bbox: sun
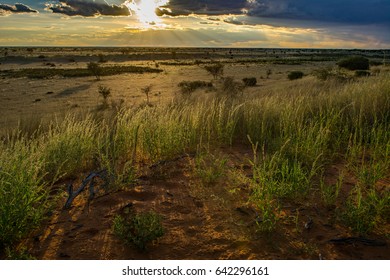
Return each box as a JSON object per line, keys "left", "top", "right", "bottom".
{"left": 124, "top": 0, "right": 170, "bottom": 26}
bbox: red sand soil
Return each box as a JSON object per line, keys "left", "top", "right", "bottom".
{"left": 23, "top": 147, "right": 389, "bottom": 260}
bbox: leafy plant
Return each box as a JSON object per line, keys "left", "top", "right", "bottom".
{"left": 342, "top": 186, "right": 389, "bottom": 234}
{"left": 320, "top": 172, "right": 343, "bottom": 208}
{"left": 113, "top": 211, "right": 164, "bottom": 251}
{"left": 194, "top": 152, "right": 228, "bottom": 186}
{"left": 0, "top": 142, "right": 50, "bottom": 251}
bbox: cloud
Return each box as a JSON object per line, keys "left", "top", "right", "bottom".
{"left": 223, "top": 17, "right": 244, "bottom": 25}
{"left": 246, "top": 0, "right": 390, "bottom": 24}
{"left": 157, "top": 0, "right": 248, "bottom": 16}
{"left": 46, "top": 0, "right": 130, "bottom": 17}
{"left": 0, "top": 3, "right": 38, "bottom": 15}
{"left": 157, "top": 0, "right": 390, "bottom": 25}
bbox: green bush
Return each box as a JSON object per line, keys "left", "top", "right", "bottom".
{"left": 242, "top": 77, "right": 257, "bottom": 87}
{"left": 288, "top": 71, "right": 304, "bottom": 80}
{"left": 113, "top": 211, "right": 164, "bottom": 251}
{"left": 337, "top": 56, "right": 369, "bottom": 70}
{"left": 0, "top": 142, "right": 49, "bottom": 251}
{"left": 342, "top": 187, "right": 389, "bottom": 234}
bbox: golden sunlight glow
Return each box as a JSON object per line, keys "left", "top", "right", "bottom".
{"left": 124, "top": 0, "right": 169, "bottom": 27}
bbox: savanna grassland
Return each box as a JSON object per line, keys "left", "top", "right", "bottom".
{"left": 0, "top": 47, "right": 389, "bottom": 259}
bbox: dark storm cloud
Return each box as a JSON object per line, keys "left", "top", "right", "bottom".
{"left": 159, "top": 0, "right": 390, "bottom": 24}
{"left": 0, "top": 3, "right": 38, "bottom": 14}
{"left": 46, "top": 0, "right": 130, "bottom": 17}
{"left": 246, "top": 0, "right": 390, "bottom": 24}
{"left": 157, "top": 0, "right": 247, "bottom": 16}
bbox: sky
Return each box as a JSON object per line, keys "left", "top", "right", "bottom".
{"left": 0, "top": 0, "right": 389, "bottom": 48}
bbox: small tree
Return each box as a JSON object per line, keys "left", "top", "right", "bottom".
{"left": 141, "top": 85, "right": 153, "bottom": 105}
{"left": 88, "top": 62, "right": 102, "bottom": 80}
{"left": 98, "top": 85, "right": 111, "bottom": 108}
{"left": 204, "top": 63, "right": 224, "bottom": 79}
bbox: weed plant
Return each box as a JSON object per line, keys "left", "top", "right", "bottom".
{"left": 113, "top": 211, "right": 164, "bottom": 251}
{"left": 194, "top": 149, "right": 228, "bottom": 186}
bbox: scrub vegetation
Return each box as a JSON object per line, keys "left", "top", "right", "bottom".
{"left": 0, "top": 49, "right": 389, "bottom": 259}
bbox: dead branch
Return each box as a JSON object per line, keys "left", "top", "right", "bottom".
{"left": 64, "top": 169, "right": 107, "bottom": 209}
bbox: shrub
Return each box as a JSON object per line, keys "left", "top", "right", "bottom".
{"left": 355, "top": 70, "right": 371, "bottom": 77}
{"left": 312, "top": 67, "right": 349, "bottom": 82}
{"left": 220, "top": 76, "right": 244, "bottom": 97}
{"left": 98, "top": 54, "right": 107, "bottom": 63}
{"left": 98, "top": 85, "right": 111, "bottom": 107}
{"left": 113, "top": 211, "right": 164, "bottom": 251}
{"left": 178, "top": 80, "right": 213, "bottom": 95}
{"left": 266, "top": 69, "right": 272, "bottom": 79}
{"left": 337, "top": 56, "right": 369, "bottom": 70}
{"left": 242, "top": 77, "right": 257, "bottom": 87}
{"left": 87, "top": 62, "right": 102, "bottom": 80}
{"left": 288, "top": 71, "right": 304, "bottom": 80}
{"left": 204, "top": 63, "right": 224, "bottom": 79}
{"left": 342, "top": 187, "right": 389, "bottom": 234}
{"left": 141, "top": 85, "right": 153, "bottom": 105}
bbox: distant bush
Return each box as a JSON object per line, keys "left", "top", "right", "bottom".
{"left": 87, "top": 62, "right": 102, "bottom": 80}
{"left": 98, "top": 54, "right": 107, "bottom": 63}
{"left": 242, "top": 77, "right": 257, "bottom": 87}
{"left": 204, "top": 63, "right": 224, "bottom": 79}
{"left": 220, "top": 76, "right": 244, "bottom": 97}
{"left": 98, "top": 85, "right": 111, "bottom": 107}
{"left": 178, "top": 80, "right": 213, "bottom": 95}
{"left": 288, "top": 71, "right": 304, "bottom": 80}
{"left": 337, "top": 56, "right": 369, "bottom": 70}
{"left": 355, "top": 70, "right": 371, "bottom": 77}
{"left": 312, "top": 67, "right": 349, "bottom": 82}
{"left": 266, "top": 69, "right": 272, "bottom": 79}
{"left": 141, "top": 85, "right": 153, "bottom": 105}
